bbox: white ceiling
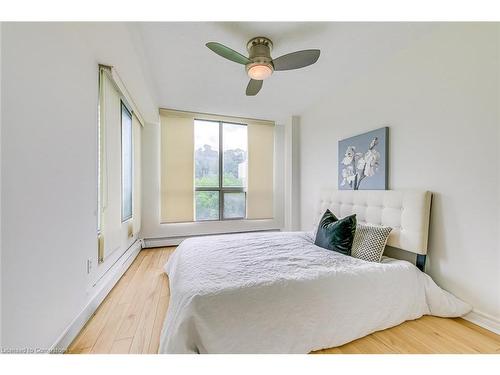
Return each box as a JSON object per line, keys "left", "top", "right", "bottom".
{"left": 132, "top": 22, "right": 439, "bottom": 123}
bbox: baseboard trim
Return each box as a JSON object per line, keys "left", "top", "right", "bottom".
{"left": 51, "top": 239, "right": 144, "bottom": 353}
{"left": 144, "top": 236, "right": 185, "bottom": 248}
{"left": 463, "top": 309, "right": 500, "bottom": 335}
{"left": 143, "top": 229, "right": 280, "bottom": 248}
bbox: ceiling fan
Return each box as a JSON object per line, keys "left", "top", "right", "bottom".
{"left": 206, "top": 37, "right": 320, "bottom": 96}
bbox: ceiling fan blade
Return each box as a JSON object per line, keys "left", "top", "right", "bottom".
{"left": 206, "top": 42, "right": 251, "bottom": 65}
{"left": 246, "top": 79, "right": 263, "bottom": 96}
{"left": 272, "top": 49, "right": 320, "bottom": 71}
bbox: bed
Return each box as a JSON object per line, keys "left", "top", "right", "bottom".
{"left": 158, "top": 190, "right": 471, "bottom": 354}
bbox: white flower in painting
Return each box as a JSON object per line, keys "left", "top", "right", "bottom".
{"left": 341, "top": 166, "right": 356, "bottom": 186}
{"left": 340, "top": 134, "right": 384, "bottom": 190}
{"left": 356, "top": 156, "right": 366, "bottom": 170}
{"left": 341, "top": 146, "right": 356, "bottom": 165}
{"left": 363, "top": 149, "right": 380, "bottom": 177}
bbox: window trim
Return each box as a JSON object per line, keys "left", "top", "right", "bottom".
{"left": 194, "top": 119, "right": 247, "bottom": 221}
{"left": 121, "top": 100, "right": 133, "bottom": 223}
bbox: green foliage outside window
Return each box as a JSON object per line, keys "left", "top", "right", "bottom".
{"left": 195, "top": 174, "right": 243, "bottom": 187}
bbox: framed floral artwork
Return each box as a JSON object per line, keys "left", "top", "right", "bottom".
{"left": 338, "top": 127, "right": 389, "bottom": 190}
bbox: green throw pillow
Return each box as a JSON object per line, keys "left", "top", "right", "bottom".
{"left": 314, "top": 210, "right": 357, "bottom": 255}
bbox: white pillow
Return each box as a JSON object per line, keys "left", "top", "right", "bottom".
{"left": 351, "top": 223, "right": 392, "bottom": 262}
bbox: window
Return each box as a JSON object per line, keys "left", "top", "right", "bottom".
{"left": 160, "top": 109, "right": 274, "bottom": 223}
{"left": 194, "top": 120, "right": 248, "bottom": 221}
{"left": 121, "top": 102, "right": 133, "bottom": 221}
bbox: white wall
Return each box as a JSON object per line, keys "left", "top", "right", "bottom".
{"left": 141, "top": 121, "right": 285, "bottom": 243}
{"left": 299, "top": 23, "right": 500, "bottom": 322}
{"left": 1, "top": 23, "right": 157, "bottom": 350}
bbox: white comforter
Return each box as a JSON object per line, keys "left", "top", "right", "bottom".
{"left": 159, "top": 231, "right": 471, "bottom": 353}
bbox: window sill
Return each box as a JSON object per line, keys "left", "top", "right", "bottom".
{"left": 144, "top": 217, "right": 282, "bottom": 241}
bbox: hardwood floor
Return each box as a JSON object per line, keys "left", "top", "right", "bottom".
{"left": 67, "top": 247, "right": 500, "bottom": 354}
{"left": 67, "top": 247, "right": 173, "bottom": 354}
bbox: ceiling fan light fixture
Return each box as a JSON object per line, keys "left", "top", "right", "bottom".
{"left": 247, "top": 64, "right": 273, "bottom": 80}
{"left": 206, "top": 37, "right": 320, "bottom": 96}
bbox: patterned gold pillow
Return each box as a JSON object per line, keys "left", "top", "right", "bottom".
{"left": 351, "top": 224, "right": 392, "bottom": 262}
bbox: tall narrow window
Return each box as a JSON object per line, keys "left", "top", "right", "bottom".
{"left": 222, "top": 123, "right": 247, "bottom": 219}
{"left": 121, "top": 102, "right": 133, "bottom": 221}
{"left": 194, "top": 120, "right": 248, "bottom": 221}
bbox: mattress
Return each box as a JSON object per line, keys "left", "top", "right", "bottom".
{"left": 158, "top": 231, "right": 470, "bottom": 353}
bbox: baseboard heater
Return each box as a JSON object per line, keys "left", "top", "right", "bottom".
{"left": 143, "top": 229, "right": 280, "bottom": 248}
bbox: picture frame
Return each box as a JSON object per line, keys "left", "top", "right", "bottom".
{"left": 338, "top": 127, "right": 389, "bottom": 190}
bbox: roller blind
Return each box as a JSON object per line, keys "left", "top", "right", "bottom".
{"left": 100, "top": 70, "right": 123, "bottom": 259}
{"left": 160, "top": 111, "right": 195, "bottom": 223}
{"left": 160, "top": 109, "right": 274, "bottom": 223}
{"left": 247, "top": 122, "right": 274, "bottom": 219}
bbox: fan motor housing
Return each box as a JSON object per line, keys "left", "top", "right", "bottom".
{"left": 247, "top": 37, "right": 273, "bottom": 58}
{"left": 246, "top": 37, "right": 274, "bottom": 75}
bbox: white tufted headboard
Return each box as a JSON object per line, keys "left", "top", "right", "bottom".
{"left": 315, "top": 189, "right": 432, "bottom": 255}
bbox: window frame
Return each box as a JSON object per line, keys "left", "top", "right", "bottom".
{"left": 194, "top": 119, "right": 247, "bottom": 221}
{"left": 121, "top": 100, "right": 133, "bottom": 222}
